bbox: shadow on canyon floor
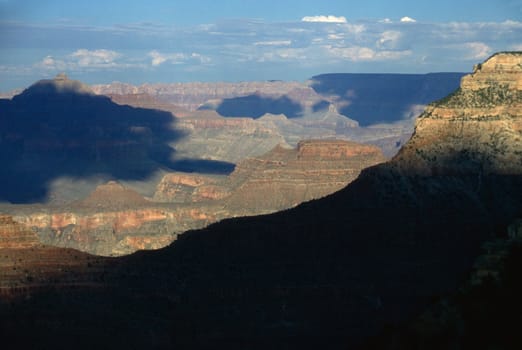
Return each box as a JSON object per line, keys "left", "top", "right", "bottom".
{"left": 0, "top": 80, "right": 234, "bottom": 203}
{"left": 211, "top": 94, "right": 304, "bottom": 119}
{"left": 310, "top": 73, "right": 465, "bottom": 126}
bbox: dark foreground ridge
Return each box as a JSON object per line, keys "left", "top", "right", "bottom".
{"left": 0, "top": 53, "right": 521, "bottom": 349}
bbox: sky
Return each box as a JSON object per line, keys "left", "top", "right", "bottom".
{"left": 1, "top": 0, "right": 522, "bottom": 90}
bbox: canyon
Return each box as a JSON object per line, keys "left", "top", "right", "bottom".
{"left": 0, "top": 138, "right": 384, "bottom": 256}
{"left": 1, "top": 69, "right": 457, "bottom": 256}
{"left": 93, "top": 72, "right": 463, "bottom": 159}
{"left": 1, "top": 53, "right": 520, "bottom": 349}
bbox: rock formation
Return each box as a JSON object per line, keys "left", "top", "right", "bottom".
{"left": 4, "top": 140, "right": 383, "bottom": 256}
{"left": 6, "top": 180, "right": 223, "bottom": 256}
{"left": 77, "top": 180, "right": 152, "bottom": 209}
{"left": 0, "top": 73, "right": 185, "bottom": 203}
{"left": 153, "top": 140, "right": 384, "bottom": 212}
{"left": 0, "top": 214, "right": 108, "bottom": 299}
{"left": 0, "top": 215, "right": 39, "bottom": 249}
{"left": 153, "top": 173, "right": 229, "bottom": 203}
{"left": 393, "top": 52, "right": 522, "bottom": 176}
{"left": 221, "top": 140, "right": 385, "bottom": 213}
{"left": 95, "top": 73, "right": 464, "bottom": 160}
{"left": 92, "top": 80, "right": 308, "bottom": 112}
{"left": 0, "top": 53, "right": 520, "bottom": 349}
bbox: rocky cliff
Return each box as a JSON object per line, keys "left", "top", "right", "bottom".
{"left": 393, "top": 52, "right": 522, "bottom": 176}
{"left": 0, "top": 138, "right": 383, "bottom": 256}
{"left": 0, "top": 215, "right": 39, "bottom": 249}
{"left": 92, "top": 81, "right": 308, "bottom": 112}
{"left": 222, "top": 140, "right": 385, "bottom": 213}
{"left": 153, "top": 140, "right": 385, "bottom": 213}
{"left": 0, "top": 53, "right": 520, "bottom": 350}
{"left": 5, "top": 181, "right": 223, "bottom": 256}
{"left": 0, "top": 214, "right": 108, "bottom": 298}
{"left": 96, "top": 73, "right": 464, "bottom": 160}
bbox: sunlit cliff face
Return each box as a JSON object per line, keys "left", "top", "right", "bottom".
{"left": 393, "top": 52, "right": 522, "bottom": 176}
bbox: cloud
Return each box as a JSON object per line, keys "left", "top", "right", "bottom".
{"left": 190, "top": 53, "right": 212, "bottom": 64}
{"left": 327, "top": 34, "right": 344, "bottom": 40}
{"left": 326, "top": 45, "right": 412, "bottom": 61}
{"left": 3, "top": 17, "right": 522, "bottom": 89}
{"left": 41, "top": 56, "right": 60, "bottom": 68}
{"left": 400, "top": 16, "right": 417, "bottom": 23}
{"left": 302, "top": 15, "right": 348, "bottom": 23}
{"left": 33, "top": 49, "right": 144, "bottom": 73}
{"left": 70, "top": 49, "right": 120, "bottom": 68}
{"left": 377, "top": 31, "right": 402, "bottom": 49}
{"left": 463, "top": 42, "right": 491, "bottom": 60}
{"left": 36, "top": 55, "right": 70, "bottom": 71}
{"left": 148, "top": 50, "right": 211, "bottom": 66}
{"left": 502, "top": 19, "right": 522, "bottom": 28}
{"left": 149, "top": 50, "right": 172, "bottom": 66}
{"left": 254, "top": 40, "right": 292, "bottom": 46}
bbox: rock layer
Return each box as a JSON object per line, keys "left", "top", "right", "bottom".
{"left": 153, "top": 140, "right": 385, "bottom": 214}
{"left": 0, "top": 215, "right": 39, "bottom": 249}
{"left": 394, "top": 52, "right": 522, "bottom": 176}
{"left": 223, "top": 140, "right": 385, "bottom": 213}
{"left": 0, "top": 53, "right": 520, "bottom": 350}
{"left": 0, "top": 139, "right": 385, "bottom": 256}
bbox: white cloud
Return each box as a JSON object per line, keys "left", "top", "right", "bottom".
{"left": 328, "top": 34, "right": 344, "bottom": 40}
{"left": 502, "top": 20, "right": 522, "bottom": 28}
{"left": 149, "top": 50, "right": 169, "bottom": 66}
{"left": 41, "top": 56, "right": 59, "bottom": 68}
{"left": 36, "top": 55, "right": 70, "bottom": 71}
{"left": 400, "top": 16, "right": 417, "bottom": 23}
{"left": 326, "top": 45, "right": 411, "bottom": 61}
{"left": 148, "top": 50, "right": 211, "bottom": 66}
{"left": 70, "top": 49, "right": 120, "bottom": 68}
{"left": 4, "top": 17, "right": 522, "bottom": 88}
{"left": 463, "top": 42, "right": 491, "bottom": 60}
{"left": 256, "top": 48, "right": 309, "bottom": 62}
{"left": 190, "top": 53, "right": 212, "bottom": 64}
{"left": 377, "top": 31, "right": 402, "bottom": 49}
{"left": 32, "top": 49, "right": 145, "bottom": 74}
{"left": 254, "top": 40, "right": 292, "bottom": 46}
{"left": 342, "top": 23, "right": 366, "bottom": 34}
{"left": 302, "top": 15, "right": 348, "bottom": 23}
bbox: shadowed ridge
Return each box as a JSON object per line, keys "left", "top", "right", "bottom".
{"left": 13, "top": 73, "right": 94, "bottom": 99}
{"left": 1, "top": 55, "right": 521, "bottom": 349}
{"left": 0, "top": 75, "right": 234, "bottom": 203}
{"left": 109, "top": 52, "right": 522, "bottom": 347}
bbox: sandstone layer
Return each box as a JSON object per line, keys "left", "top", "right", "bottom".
{"left": 0, "top": 215, "right": 39, "bottom": 249}
{"left": 0, "top": 214, "right": 109, "bottom": 298}
{"left": 153, "top": 140, "right": 385, "bottom": 213}
{"left": 222, "top": 140, "right": 385, "bottom": 213}
{"left": 0, "top": 139, "right": 384, "bottom": 256}
{"left": 96, "top": 73, "right": 463, "bottom": 161}
{"left": 393, "top": 52, "right": 522, "bottom": 176}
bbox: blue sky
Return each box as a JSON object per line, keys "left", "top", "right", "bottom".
{"left": 1, "top": 0, "right": 522, "bottom": 90}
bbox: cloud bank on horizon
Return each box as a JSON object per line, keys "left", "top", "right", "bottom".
{"left": 1, "top": 14, "right": 522, "bottom": 90}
